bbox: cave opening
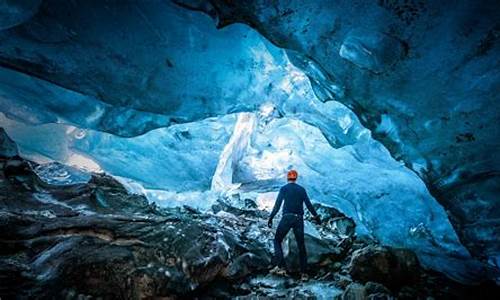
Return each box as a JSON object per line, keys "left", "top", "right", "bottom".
{"left": 0, "top": 34, "right": 474, "bottom": 282}
{"left": 0, "top": 0, "right": 499, "bottom": 298}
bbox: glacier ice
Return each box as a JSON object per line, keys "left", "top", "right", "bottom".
{"left": 0, "top": 113, "right": 235, "bottom": 192}
{"left": 0, "top": 127, "right": 17, "bottom": 157}
{"left": 0, "top": 0, "right": 41, "bottom": 30}
{"left": 0, "top": 0, "right": 498, "bottom": 285}
{"left": 212, "top": 113, "right": 256, "bottom": 192}
{"left": 339, "top": 29, "right": 406, "bottom": 73}
{"left": 2, "top": 102, "right": 480, "bottom": 281}
{"left": 193, "top": 0, "right": 500, "bottom": 277}
{"left": 0, "top": 1, "right": 297, "bottom": 136}
{"left": 33, "top": 162, "right": 90, "bottom": 186}
{"left": 0, "top": 66, "right": 173, "bottom": 137}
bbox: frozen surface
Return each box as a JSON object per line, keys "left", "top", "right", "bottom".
{"left": 0, "top": 127, "right": 17, "bottom": 157}
{"left": 1, "top": 107, "right": 481, "bottom": 281}
{"left": 0, "top": 66, "right": 173, "bottom": 137}
{"left": 249, "top": 275, "right": 342, "bottom": 299}
{"left": 187, "top": 0, "right": 500, "bottom": 278}
{"left": 223, "top": 113, "right": 479, "bottom": 281}
{"left": 34, "top": 162, "right": 90, "bottom": 186}
{"left": 0, "top": 0, "right": 498, "bottom": 284}
{"left": 0, "top": 0, "right": 41, "bottom": 30}
{"left": 0, "top": 1, "right": 295, "bottom": 136}
{"left": 1, "top": 113, "right": 235, "bottom": 191}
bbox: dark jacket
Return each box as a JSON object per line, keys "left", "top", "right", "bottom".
{"left": 269, "top": 182, "right": 318, "bottom": 220}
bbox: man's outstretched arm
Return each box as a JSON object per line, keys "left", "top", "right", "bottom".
{"left": 304, "top": 190, "right": 320, "bottom": 223}
{"left": 268, "top": 188, "right": 284, "bottom": 227}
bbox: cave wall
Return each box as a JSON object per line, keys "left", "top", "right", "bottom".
{"left": 178, "top": 0, "right": 500, "bottom": 273}
{"left": 0, "top": 0, "right": 499, "bottom": 282}
{"left": 0, "top": 0, "right": 291, "bottom": 136}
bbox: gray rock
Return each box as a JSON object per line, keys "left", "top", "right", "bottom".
{"left": 334, "top": 273, "right": 353, "bottom": 289}
{"left": 349, "top": 245, "right": 420, "bottom": 288}
{"left": 364, "top": 282, "right": 391, "bottom": 295}
{"left": 340, "top": 283, "right": 366, "bottom": 300}
{"left": 339, "top": 282, "right": 393, "bottom": 300}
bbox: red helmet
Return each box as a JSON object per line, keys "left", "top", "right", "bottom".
{"left": 287, "top": 170, "right": 298, "bottom": 181}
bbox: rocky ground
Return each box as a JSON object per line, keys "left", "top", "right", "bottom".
{"left": 1, "top": 132, "right": 499, "bottom": 299}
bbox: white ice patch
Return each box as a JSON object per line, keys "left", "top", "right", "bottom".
{"left": 256, "top": 192, "right": 278, "bottom": 211}
{"left": 34, "top": 162, "right": 91, "bottom": 186}
{"left": 211, "top": 113, "right": 256, "bottom": 192}
{"left": 376, "top": 114, "right": 401, "bottom": 143}
{"left": 145, "top": 189, "right": 218, "bottom": 211}
{"left": 66, "top": 153, "right": 102, "bottom": 173}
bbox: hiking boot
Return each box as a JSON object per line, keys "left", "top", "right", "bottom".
{"left": 269, "top": 266, "right": 287, "bottom": 276}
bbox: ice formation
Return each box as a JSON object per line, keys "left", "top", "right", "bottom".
{"left": 0, "top": 0, "right": 498, "bottom": 288}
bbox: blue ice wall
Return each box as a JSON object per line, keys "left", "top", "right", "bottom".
{"left": 0, "top": 1, "right": 291, "bottom": 136}
{"left": 0, "top": 0, "right": 498, "bottom": 284}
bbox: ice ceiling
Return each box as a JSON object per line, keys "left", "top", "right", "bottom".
{"left": 0, "top": 0, "right": 498, "bottom": 284}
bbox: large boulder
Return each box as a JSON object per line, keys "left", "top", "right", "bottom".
{"left": 338, "top": 282, "right": 392, "bottom": 300}
{"left": 312, "top": 203, "right": 356, "bottom": 239}
{"left": 336, "top": 282, "right": 394, "bottom": 300}
{"left": 349, "top": 245, "right": 420, "bottom": 289}
{"left": 286, "top": 232, "right": 344, "bottom": 271}
{"left": 0, "top": 199, "right": 275, "bottom": 299}
{"left": 284, "top": 203, "right": 356, "bottom": 271}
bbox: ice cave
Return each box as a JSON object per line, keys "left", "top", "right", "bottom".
{"left": 0, "top": 0, "right": 499, "bottom": 299}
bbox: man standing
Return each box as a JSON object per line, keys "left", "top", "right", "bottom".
{"left": 268, "top": 169, "right": 321, "bottom": 279}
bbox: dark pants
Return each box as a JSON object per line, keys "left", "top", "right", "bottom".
{"left": 273, "top": 213, "right": 307, "bottom": 273}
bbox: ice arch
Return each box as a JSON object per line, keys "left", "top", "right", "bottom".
{"left": 1, "top": 101, "right": 481, "bottom": 282}
{"left": 0, "top": 0, "right": 493, "bottom": 284}
{"left": 205, "top": 109, "right": 481, "bottom": 282}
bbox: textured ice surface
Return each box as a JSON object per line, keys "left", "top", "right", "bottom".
{"left": 0, "top": 0, "right": 497, "bottom": 283}
{"left": 212, "top": 113, "right": 256, "bottom": 192}
{"left": 0, "top": 1, "right": 296, "bottom": 136}
{"left": 189, "top": 0, "right": 500, "bottom": 278}
{"left": 0, "top": 0, "right": 41, "bottom": 30}
{"left": 0, "top": 66, "right": 173, "bottom": 137}
{"left": 34, "top": 162, "right": 90, "bottom": 186}
{"left": 1, "top": 113, "right": 235, "bottom": 191}
{"left": 339, "top": 29, "right": 406, "bottom": 73}
{"left": 220, "top": 113, "right": 478, "bottom": 281}
{"left": 0, "top": 127, "right": 17, "bottom": 157}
